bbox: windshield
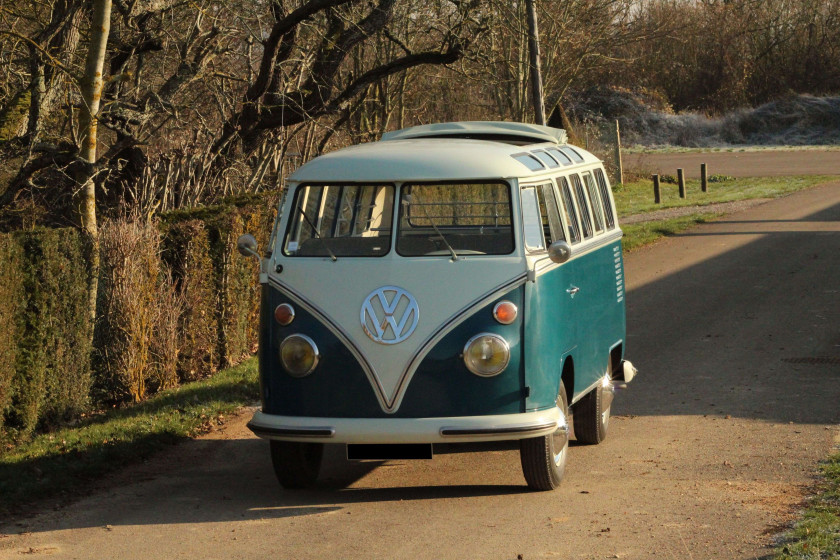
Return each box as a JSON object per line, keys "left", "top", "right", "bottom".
{"left": 283, "top": 184, "right": 394, "bottom": 257}
{"left": 396, "top": 182, "right": 514, "bottom": 257}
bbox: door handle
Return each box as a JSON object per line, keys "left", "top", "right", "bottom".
{"left": 566, "top": 286, "right": 580, "bottom": 296}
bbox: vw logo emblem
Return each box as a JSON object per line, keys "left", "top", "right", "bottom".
{"left": 361, "top": 286, "right": 419, "bottom": 345}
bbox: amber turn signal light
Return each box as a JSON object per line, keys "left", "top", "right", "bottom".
{"left": 274, "top": 303, "right": 296, "bottom": 326}
{"left": 493, "top": 301, "right": 518, "bottom": 325}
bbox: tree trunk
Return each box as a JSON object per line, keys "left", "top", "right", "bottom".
{"left": 76, "top": 0, "right": 113, "bottom": 321}
{"left": 525, "top": 0, "right": 545, "bottom": 126}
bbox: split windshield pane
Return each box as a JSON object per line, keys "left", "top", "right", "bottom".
{"left": 397, "top": 182, "right": 514, "bottom": 256}
{"left": 283, "top": 184, "right": 394, "bottom": 257}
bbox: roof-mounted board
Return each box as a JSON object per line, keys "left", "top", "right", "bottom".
{"left": 381, "top": 121, "right": 568, "bottom": 145}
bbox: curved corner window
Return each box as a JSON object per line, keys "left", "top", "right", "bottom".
{"left": 397, "top": 182, "right": 513, "bottom": 257}
{"left": 283, "top": 183, "right": 394, "bottom": 257}
{"left": 521, "top": 186, "right": 545, "bottom": 252}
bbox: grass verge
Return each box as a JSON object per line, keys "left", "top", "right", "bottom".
{"left": 0, "top": 359, "right": 258, "bottom": 518}
{"left": 774, "top": 448, "right": 840, "bottom": 559}
{"left": 614, "top": 175, "right": 837, "bottom": 217}
{"left": 621, "top": 213, "right": 721, "bottom": 252}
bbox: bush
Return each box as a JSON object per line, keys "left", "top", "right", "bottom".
{"left": 94, "top": 221, "right": 161, "bottom": 403}
{"left": 4, "top": 229, "right": 91, "bottom": 438}
{"left": 149, "top": 272, "right": 183, "bottom": 392}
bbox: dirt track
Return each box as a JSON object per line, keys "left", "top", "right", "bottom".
{"left": 626, "top": 149, "right": 840, "bottom": 177}
{"left": 1, "top": 182, "right": 839, "bottom": 560}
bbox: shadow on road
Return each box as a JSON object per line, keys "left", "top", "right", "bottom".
{"left": 619, "top": 192, "right": 840, "bottom": 424}
{"left": 3, "top": 438, "right": 532, "bottom": 534}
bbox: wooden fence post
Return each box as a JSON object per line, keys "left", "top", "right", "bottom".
{"left": 678, "top": 168, "right": 686, "bottom": 199}
{"left": 653, "top": 174, "right": 661, "bottom": 204}
{"left": 701, "top": 163, "right": 708, "bottom": 193}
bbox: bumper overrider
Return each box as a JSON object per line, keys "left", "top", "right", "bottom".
{"left": 247, "top": 408, "right": 564, "bottom": 444}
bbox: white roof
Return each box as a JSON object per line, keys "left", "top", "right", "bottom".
{"left": 289, "top": 123, "right": 600, "bottom": 183}
{"left": 381, "top": 121, "right": 568, "bottom": 144}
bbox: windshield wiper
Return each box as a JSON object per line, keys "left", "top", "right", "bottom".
{"left": 403, "top": 194, "right": 458, "bottom": 262}
{"left": 298, "top": 208, "right": 337, "bottom": 262}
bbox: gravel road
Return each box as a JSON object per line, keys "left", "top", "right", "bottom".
{"left": 1, "top": 182, "right": 839, "bottom": 560}
{"left": 625, "top": 150, "right": 840, "bottom": 178}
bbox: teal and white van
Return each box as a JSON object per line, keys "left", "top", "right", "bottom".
{"left": 238, "top": 121, "right": 636, "bottom": 491}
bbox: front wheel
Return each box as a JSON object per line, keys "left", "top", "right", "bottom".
{"left": 520, "top": 384, "right": 570, "bottom": 491}
{"left": 269, "top": 441, "right": 323, "bottom": 489}
{"left": 572, "top": 374, "right": 614, "bottom": 445}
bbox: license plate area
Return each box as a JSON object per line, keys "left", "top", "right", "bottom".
{"left": 346, "top": 443, "right": 433, "bottom": 460}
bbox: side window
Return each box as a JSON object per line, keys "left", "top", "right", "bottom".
{"left": 520, "top": 186, "right": 546, "bottom": 252}
{"left": 557, "top": 177, "right": 581, "bottom": 244}
{"left": 570, "top": 174, "right": 593, "bottom": 239}
{"left": 536, "top": 183, "right": 565, "bottom": 244}
{"left": 582, "top": 171, "right": 606, "bottom": 234}
{"left": 594, "top": 168, "right": 616, "bottom": 230}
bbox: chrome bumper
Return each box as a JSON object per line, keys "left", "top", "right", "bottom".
{"left": 247, "top": 408, "right": 564, "bottom": 444}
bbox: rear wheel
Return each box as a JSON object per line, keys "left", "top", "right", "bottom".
{"left": 572, "top": 374, "right": 613, "bottom": 445}
{"left": 520, "top": 384, "right": 570, "bottom": 491}
{"left": 270, "top": 441, "right": 323, "bottom": 489}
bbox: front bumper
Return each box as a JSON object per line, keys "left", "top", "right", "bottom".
{"left": 247, "top": 408, "right": 563, "bottom": 444}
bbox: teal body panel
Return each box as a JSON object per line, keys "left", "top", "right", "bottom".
{"left": 259, "top": 284, "right": 525, "bottom": 418}
{"left": 523, "top": 239, "right": 626, "bottom": 410}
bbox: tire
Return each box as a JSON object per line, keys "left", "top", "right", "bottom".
{"left": 520, "top": 384, "right": 570, "bottom": 491}
{"left": 269, "top": 441, "right": 324, "bottom": 489}
{"left": 572, "top": 374, "right": 613, "bottom": 445}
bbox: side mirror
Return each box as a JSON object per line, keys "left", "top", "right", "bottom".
{"left": 548, "top": 240, "right": 572, "bottom": 264}
{"left": 237, "top": 234, "right": 260, "bottom": 260}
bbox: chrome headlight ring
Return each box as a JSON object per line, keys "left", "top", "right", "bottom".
{"left": 463, "top": 333, "right": 511, "bottom": 377}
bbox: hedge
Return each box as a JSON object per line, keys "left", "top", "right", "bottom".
{"left": 0, "top": 234, "right": 23, "bottom": 432}
{"left": 0, "top": 190, "right": 279, "bottom": 444}
{"left": 162, "top": 193, "right": 277, "bottom": 368}
{"left": 1, "top": 229, "right": 91, "bottom": 439}
{"left": 160, "top": 220, "right": 217, "bottom": 381}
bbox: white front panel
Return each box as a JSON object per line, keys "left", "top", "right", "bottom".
{"left": 271, "top": 255, "right": 525, "bottom": 412}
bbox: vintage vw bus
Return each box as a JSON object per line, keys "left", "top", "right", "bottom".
{"left": 238, "top": 121, "right": 636, "bottom": 491}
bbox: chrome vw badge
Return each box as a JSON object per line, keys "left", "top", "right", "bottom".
{"left": 361, "top": 286, "right": 419, "bottom": 345}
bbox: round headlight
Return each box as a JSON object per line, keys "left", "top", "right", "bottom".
{"left": 279, "top": 334, "right": 319, "bottom": 377}
{"left": 463, "top": 333, "right": 510, "bottom": 377}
